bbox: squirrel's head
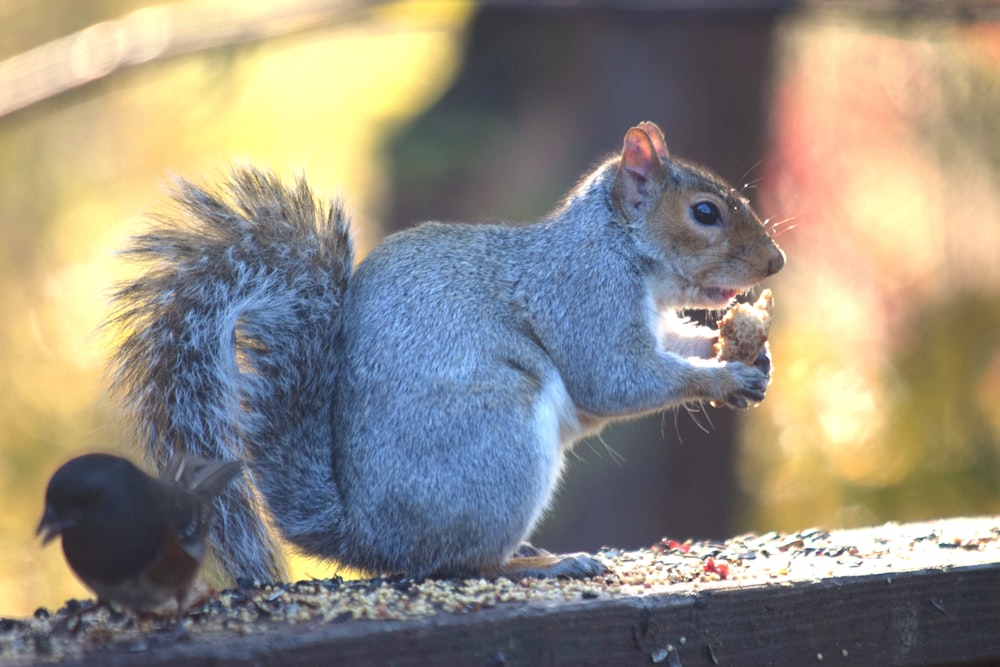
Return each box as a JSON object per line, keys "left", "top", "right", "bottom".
{"left": 612, "top": 121, "right": 785, "bottom": 309}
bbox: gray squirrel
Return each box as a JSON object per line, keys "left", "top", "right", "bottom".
{"left": 108, "top": 121, "right": 784, "bottom": 584}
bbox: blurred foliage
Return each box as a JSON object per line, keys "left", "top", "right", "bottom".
{"left": 0, "top": 0, "right": 471, "bottom": 617}
{"left": 876, "top": 294, "right": 1000, "bottom": 516}
{"left": 742, "top": 15, "right": 1000, "bottom": 531}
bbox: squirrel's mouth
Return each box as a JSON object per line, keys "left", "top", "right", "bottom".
{"left": 703, "top": 286, "right": 742, "bottom": 306}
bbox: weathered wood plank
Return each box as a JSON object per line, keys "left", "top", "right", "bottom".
{"left": 6, "top": 516, "right": 999, "bottom": 666}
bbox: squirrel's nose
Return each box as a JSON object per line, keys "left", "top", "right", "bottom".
{"left": 766, "top": 247, "right": 785, "bottom": 277}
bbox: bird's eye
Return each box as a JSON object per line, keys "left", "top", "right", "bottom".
{"left": 691, "top": 201, "right": 722, "bottom": 226}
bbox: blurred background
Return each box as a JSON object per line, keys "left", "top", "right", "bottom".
{"left": 1, "top": 0, "right": 997, "bottom": 618}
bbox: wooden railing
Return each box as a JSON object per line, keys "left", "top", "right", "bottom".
{"left": 5, "top": 515, "right": 998, "bottom": 666}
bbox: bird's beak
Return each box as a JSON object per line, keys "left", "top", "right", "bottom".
{"left": 36, "top": 507, "right": 70, "bottom": 546}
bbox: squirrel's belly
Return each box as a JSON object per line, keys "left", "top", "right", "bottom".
{"left": 527, "top": 374, "right": 581, "bottom": 526}
{"left": 535, "top": 372, "right": 606, "bottom": 449}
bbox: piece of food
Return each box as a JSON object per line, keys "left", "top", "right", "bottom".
{"left": 713, "top": 289, "right": 774, "bottom": 365}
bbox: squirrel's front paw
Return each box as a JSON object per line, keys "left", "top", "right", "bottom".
{"left": 753, "top": 341, "right": 773, "bottom": 380}
{"left": 715, "top": 361, "right": 768, "bottom": 409}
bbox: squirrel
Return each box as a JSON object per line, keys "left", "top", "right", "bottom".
{"left": 107, "top": 121, "right": 785, "bottom": 585}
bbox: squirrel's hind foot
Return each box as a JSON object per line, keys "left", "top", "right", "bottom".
{"left": 495, "top": 552, "right": 608, "bottom": 579}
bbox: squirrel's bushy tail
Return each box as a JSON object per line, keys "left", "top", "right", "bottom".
{"left": 108, "top": 167, "right": 354, "bottom": 584}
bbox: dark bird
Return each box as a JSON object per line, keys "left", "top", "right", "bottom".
{"left": 37, "top": 453, "right": 242, "bottom": 632}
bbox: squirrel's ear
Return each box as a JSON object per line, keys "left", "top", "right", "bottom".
{"left": 615, "top": 126, "right": 668, "bottom": 219}
{"left": 635, "top": 121, "right": 669, "bottom": 161}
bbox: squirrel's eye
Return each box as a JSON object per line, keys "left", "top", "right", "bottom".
{"left": 691, "top": 201, "right": 722, "bottom": 226}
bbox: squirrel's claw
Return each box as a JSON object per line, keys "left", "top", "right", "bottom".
{"left": 753, "top": 342, "right": 772, "bottom": 377}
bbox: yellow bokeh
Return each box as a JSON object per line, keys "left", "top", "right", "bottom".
{"left": 0, "top": 0, "right": 472, "bottom": 617}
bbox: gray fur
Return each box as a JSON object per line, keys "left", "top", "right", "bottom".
{"left": 107, "top": 123, "right": 783, "bottom": 583}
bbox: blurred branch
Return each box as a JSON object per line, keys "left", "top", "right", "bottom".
{"left": 1, "top": 0, "right": 996, "bottom": 122}
{"left": 804, "top": 0, "right": 1000, "bottom": 20}
{"left": 0, "top": 0, "right": 385, "bottom": 120}
{"left": 465, "top": 0, "right": 999, "bottom": 18}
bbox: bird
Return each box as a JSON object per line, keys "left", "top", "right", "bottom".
{"left": 37, "top": 452, "right": 242, "bottom": 633}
